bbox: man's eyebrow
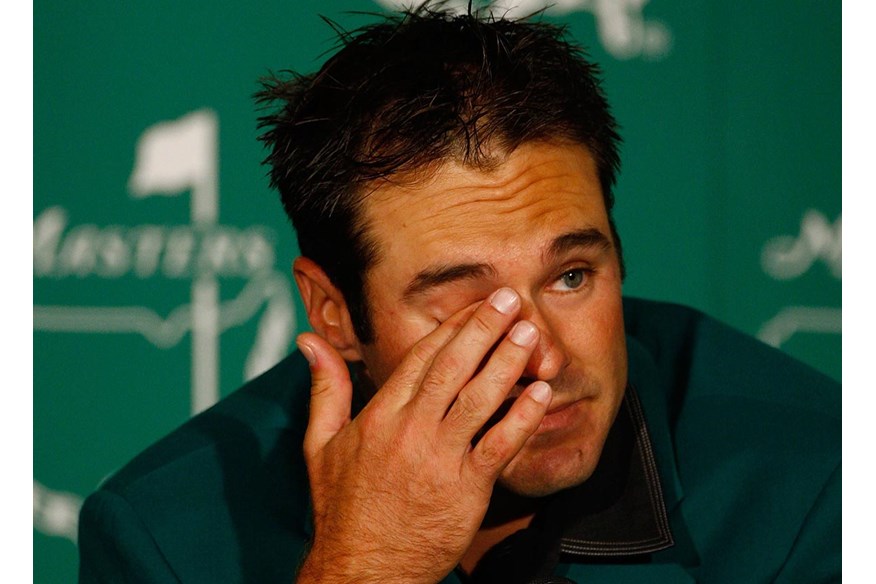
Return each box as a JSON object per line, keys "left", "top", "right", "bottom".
{"left": 403, "top": 262, "right": 496, "bottom": 301}
{"left": 545, "top": 228, "right": 613, "bottom": 261}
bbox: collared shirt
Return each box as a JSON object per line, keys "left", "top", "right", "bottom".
{"left": 452, "top": 387, "right": 674, "bottom": 584}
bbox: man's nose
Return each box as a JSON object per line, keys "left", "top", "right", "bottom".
{"left": 518, "top": 302, "right": 569, "bottom": 382}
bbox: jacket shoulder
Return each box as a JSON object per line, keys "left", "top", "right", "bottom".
{"left": 102, "top": 351, "right": 312, "bottom": 493}
{"left": 623, "top": 296, "right": 839, "bottom": 418}
{"left": 78, "top": 352, "right": 314, "bottom": 583}
{"left": 623, "top": 297, "right": 840, "bottom": 581}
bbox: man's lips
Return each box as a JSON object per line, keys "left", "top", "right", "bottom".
{"left": 535, "top": 398, "right": 586, "bottom": 434}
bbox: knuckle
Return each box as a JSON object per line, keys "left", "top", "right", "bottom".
{"left": 409, "top": 339, "right": 438, "bottom": 367}
{"left": 474, "top": 434, "right": 510, "bottom": 472}
{"left": 446, "top": 390, "right": 482, "bottom": 426}
{"left": 469, "top": 311, "right": 496, "bottom": 337}
{"left": 421, "top": 354, "right": 463, "bottom": 394}
{"left": 355, "top": 406, "right": 383, "bottom": 436}
{"left": 418, "top": 374, "right": 448, "bottom": 399}
{"left": 506, "top": 406, "right": 536, "bottom": 433}
{"left": 482, "top": 361, "right": 516, "bottom": 389}
{"left": 309, "top": 381, "right": 332, "bottom": 399}
{"left": 395, "top": 416, "right": 425, "bottom": 450}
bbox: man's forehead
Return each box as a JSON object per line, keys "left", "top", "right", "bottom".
{"left": 357, "top": 141, "right": 611, "bottom": 291}
{"left": 361, "top": 141, "right": 601, "bottom": 221}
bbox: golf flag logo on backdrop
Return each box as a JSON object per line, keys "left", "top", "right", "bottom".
{"left": 129, "top": 110, "right": 223, "bottom": 413}
{"left": 35, "top": 109, "right": 296, "bottom": 413}
{"left": 33, "top": 110, "right": 297, "bottom": 541}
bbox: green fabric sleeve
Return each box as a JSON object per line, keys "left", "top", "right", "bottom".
{"left": 78, "top": 490, "right": 181, "bottom": 584}
{"left": 773, "top": 462, "right": 841, "bottom": 584}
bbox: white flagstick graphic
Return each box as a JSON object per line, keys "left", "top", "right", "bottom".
{"left": 129, "top": 109, "right": 220, "bottom": 414}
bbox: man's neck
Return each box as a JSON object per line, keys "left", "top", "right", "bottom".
{"left": 459, "top": 487, "right": 545, "bottom": 575}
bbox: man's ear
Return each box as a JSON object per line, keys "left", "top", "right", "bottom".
{"left": 293, "top": 256, "right": 364, "bottom": 362}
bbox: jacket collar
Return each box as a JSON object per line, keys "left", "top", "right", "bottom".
{"left": 545, "top": 384, "right": 676, "bottom": 558}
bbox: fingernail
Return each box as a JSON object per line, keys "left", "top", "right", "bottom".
{"left": 297, "top": 341, "right": 317, "bottom": 366}
{"left": 489, "top": 287, "right": 519, "bottom": 315}
{"left": 529, "top": 381, "right": 552, "bottom": 405}
{"left": 509, "top": 321, "right": 537, "bottom": 346}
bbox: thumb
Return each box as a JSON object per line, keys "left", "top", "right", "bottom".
{"left": 297, "top": 332, "right": 353, "bottom": 457}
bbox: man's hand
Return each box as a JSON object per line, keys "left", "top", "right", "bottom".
{"left": 294, "top": 287, "right": 553, "bottom": 583}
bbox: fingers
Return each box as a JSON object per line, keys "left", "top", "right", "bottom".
{"left": 381, "top": 301, "right": 481, "bottom": 402}
{"left": 298, "top": 332, "right": 354, "bottom": 459}
{"left": 409, "top": 288, "right": 523, "bottom": 416}
{"left": 466, "top": 380, "right": 552, "bottom": 481}
{"left": 440, "top": 319, "right": 540, "bottom": 446}
{"left": 300, "top": 301, "right": 483, "bottom": 460}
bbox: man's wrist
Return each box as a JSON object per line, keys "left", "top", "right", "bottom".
{"left": 295, "top": 542, "right": 441, "bottom": 584}
{"left": 295, "top": 543, "right": 378, "bottom": 584}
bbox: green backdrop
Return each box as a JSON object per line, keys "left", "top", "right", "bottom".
{"left": 33, "top": 1, "right": 840, "bottom": 582}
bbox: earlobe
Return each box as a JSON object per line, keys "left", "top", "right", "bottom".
{"left": 292, "top": 257, "right": 364, "bottom": 362}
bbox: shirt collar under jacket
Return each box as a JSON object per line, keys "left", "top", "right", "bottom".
{"left": 459, "top": 384, "right": 675, "bottom": 583}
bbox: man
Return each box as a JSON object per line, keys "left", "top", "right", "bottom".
{"left": 78, "top": 7, "right": 840, "bottom": 583}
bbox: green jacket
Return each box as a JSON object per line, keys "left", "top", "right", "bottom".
{"left": 78, "top": 298, "right": 841, "bottom": 583}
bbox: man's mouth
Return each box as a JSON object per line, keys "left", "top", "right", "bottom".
{"left": 535, "top": 398, "right": 586, "bottom": 435}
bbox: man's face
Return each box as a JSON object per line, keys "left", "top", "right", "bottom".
{"left": 356, "top": 141, "right": 628, "bottom": 497}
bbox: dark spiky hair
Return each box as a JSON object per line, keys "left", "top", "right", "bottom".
{"left": 256, "top": 4, "right": 623, "bottom": 343}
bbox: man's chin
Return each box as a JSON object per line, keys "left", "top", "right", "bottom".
{"left": 497, "top": 454, "right": 600, "bottom": 498}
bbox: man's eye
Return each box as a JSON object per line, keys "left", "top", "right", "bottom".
{"left": 558, "top": 269, "right": 588, "bottom": 290}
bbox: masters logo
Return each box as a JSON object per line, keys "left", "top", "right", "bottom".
{"left": 33, "top": 110, "right": 296, "bottom": 542}
{"left": 758, "top": 209, "right": 842, "bottom": 348}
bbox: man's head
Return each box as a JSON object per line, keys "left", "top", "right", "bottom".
{"left": 259, "top": 7, "right": 628, "bottom": 496}
{"left": 257, "top": 6, "right": 623, "bottom": 344}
